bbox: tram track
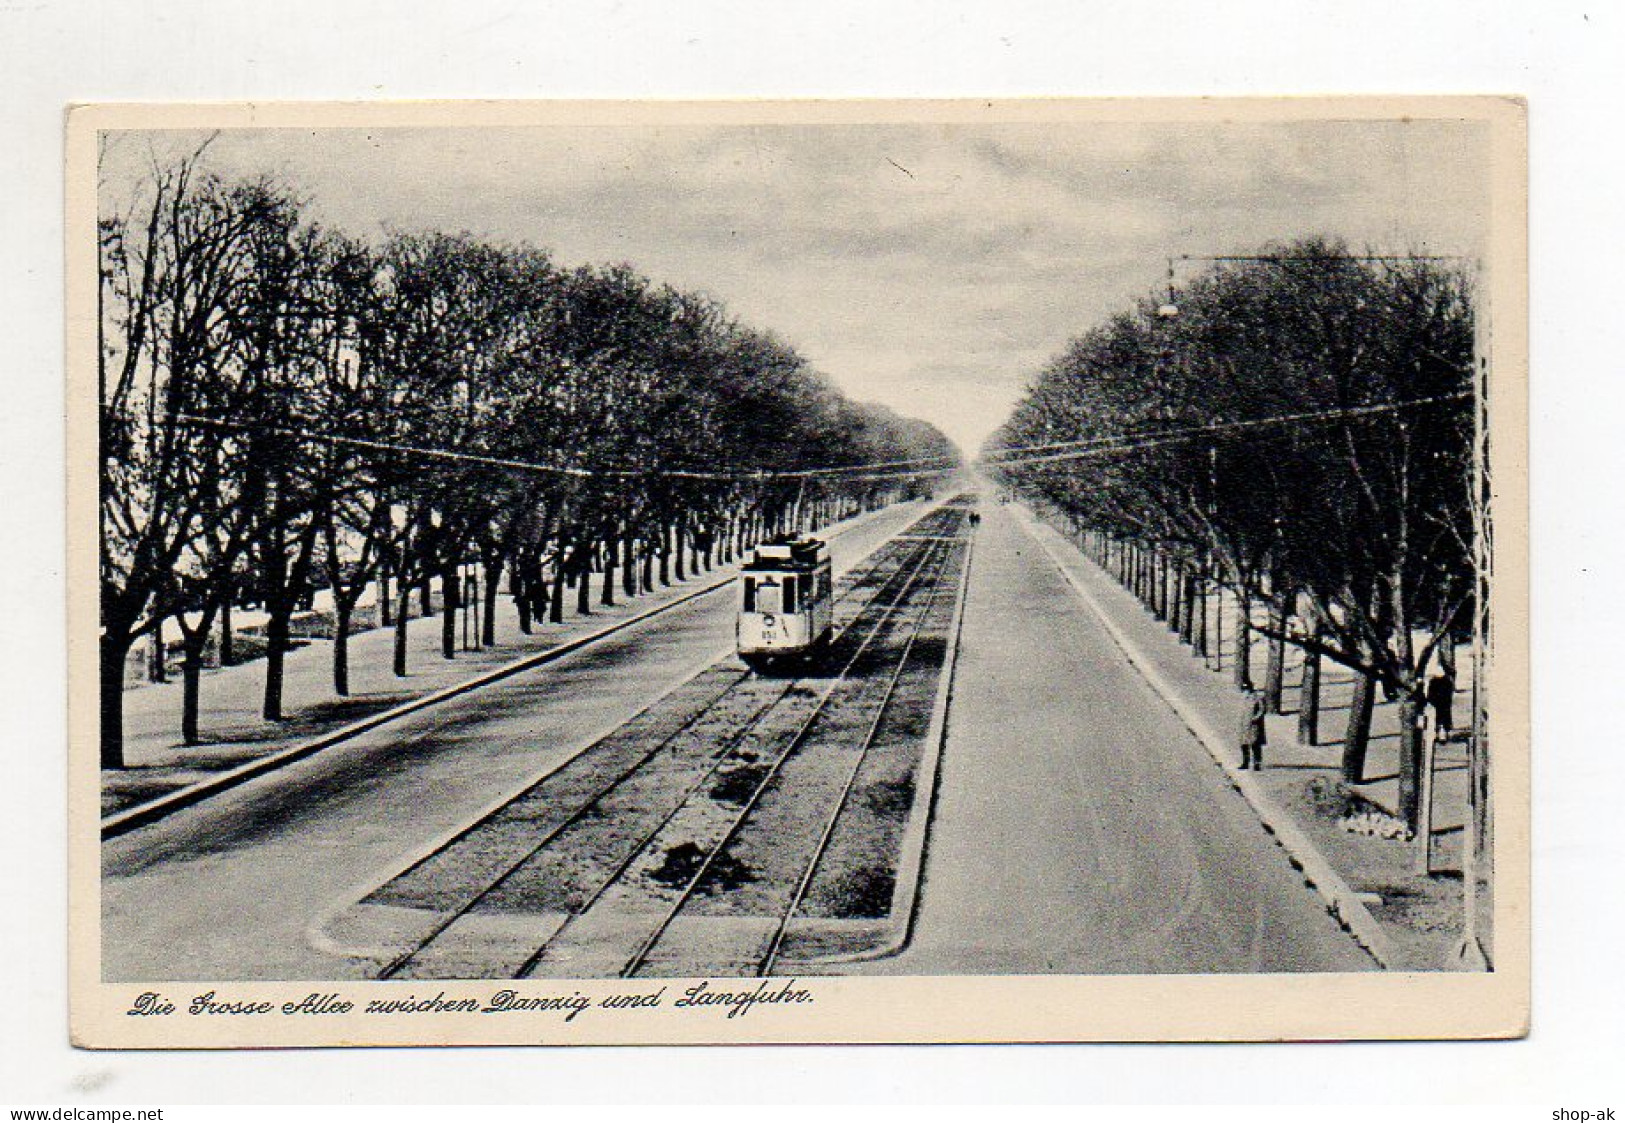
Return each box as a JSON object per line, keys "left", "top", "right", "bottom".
{"left": 648, "top": 531, "right": 957, "bottom": 980}
{"left": 354, "top": 501, "right": 973, "bottom": 981}
{"left": 755, "top": 534, "right": 953, "bottom": 976}
{"left": 536, "top": 539, "right": 953, "bottom": 980}
{"left": 101, "top": 501, "right": 928, "bottom": 841}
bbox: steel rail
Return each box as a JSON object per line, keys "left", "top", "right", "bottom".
{"left": 102, "top": 499, "right": 924, "bottom": 842}
{"left": 757, "top": 520, "right": 964, "bottom": 976}
{"left": 510, "top": 535, "right": 950, "bottom": 982}
{"left": 616, "top": 537, "right": 956, "bottom": 979}
{"left": 376, "top": 524, "right": 948, "bottom": 980}
{"left": 372, "top": 526, "right": 927, "bottom": 917}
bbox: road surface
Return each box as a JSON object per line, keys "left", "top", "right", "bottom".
{"left": 834, "top": 499, "right": 1375, "bottom": 974}
{"left": 103, "top": 495, "right": 1372, "bottom": 980}
{"left": 101, "top": 501, "right": 930, "bottom": 981}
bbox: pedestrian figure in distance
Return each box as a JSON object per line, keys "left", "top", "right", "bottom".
{"left": 1426, "top": 669, "right": 1456, "bottom": 740}
{"left": 1238, "top": 687, "right": 1267, "bottom": 771}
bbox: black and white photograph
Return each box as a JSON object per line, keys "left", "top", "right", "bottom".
{"left": 69, "top": 98, "right": 1528, "bottom": 1046}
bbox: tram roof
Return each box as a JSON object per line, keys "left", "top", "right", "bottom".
{"left": 742, "top": 536, "right": 828, "bottom": 571}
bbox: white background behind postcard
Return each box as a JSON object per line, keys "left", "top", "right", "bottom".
{"left": 3, "top": 0, "right": 1620, "bottom": 1106}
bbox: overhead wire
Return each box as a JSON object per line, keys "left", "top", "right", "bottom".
{"left": 978, "top": 392, "right": 1471, "bottom": 471}
{"left": 170, "top": 390, "right": 1467, "bottom": 488}
{"left": 171, "top": 413, "right": 957, "bottom": 484}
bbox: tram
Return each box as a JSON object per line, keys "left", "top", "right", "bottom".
{"left": 737, "top": 534, "right": 834, "bottom": 671}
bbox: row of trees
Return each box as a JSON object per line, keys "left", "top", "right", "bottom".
{"left": 985, "top": 239, "right": 1479, "bottom": 836}
{"left": 99, "top": 144, "right": 955, "bottom": 768}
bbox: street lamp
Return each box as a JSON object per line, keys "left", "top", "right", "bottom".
{"left": 1158, "top": 256, "right": 1181, "bottom": 318}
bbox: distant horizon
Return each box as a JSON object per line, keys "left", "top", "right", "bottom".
{"left": 99, "top": 118, "right": 1489, "bottom": 456}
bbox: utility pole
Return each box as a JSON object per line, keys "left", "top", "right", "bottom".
{"left": 1458, "top": 257, "right": 1492, "bottom": 971}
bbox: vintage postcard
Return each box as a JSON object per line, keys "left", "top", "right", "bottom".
{"left": 68, "top": 97, "right": 1528, "bottom": 1047}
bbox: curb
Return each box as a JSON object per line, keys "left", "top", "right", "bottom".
{"left": 785, "top": 516, "right": 977, "bottom": 966}
{"left": 101, "top": 577, "right": 737, "bottom": 840}
{"left": 102, "top": 500, "right": 917, "bottom": 842}
{"left": 307, "top": 500, "right": 954, "bottom": 970}
{"left": 303, "top": 642, "right": 739, "bottom": 966}
{"left": 1016, "top": 508, "right": 1399, "bottom": 971}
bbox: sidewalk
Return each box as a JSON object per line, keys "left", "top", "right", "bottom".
{"left": 105, "top": 502, "right": 922, "bottom": 818}
{"left": 1018, "top": 505, "right": 1491, "bottom": 971}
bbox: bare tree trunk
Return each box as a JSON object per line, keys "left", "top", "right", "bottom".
{"left": 440, "top": 564, "right": 458, "bottom": 659}
{"left": 1341, "top": 669, "right": 1375, "bottom": 783}
{"left": 1263, "top": 586, "right": 1287, "bottom": 714}
{"left": 482, "top": 557, "right": 502, "bottom": 648}
{"left": 1194, "top": 571, "right": 1209, "bottom": 657}
{"left": 263, "top": 606, "right": 289, "bottom": 721}
{"left": 575, "top": 546, "right": 593, "bottom": 616}
{"left": 1170, "top": 565, "right": 1186, "bottom": 636}
{"left": 393, "top": 582, "right": 412, "bottom": 677}
{"left": 622, "top": 532, "right": 637, "bottom": 598}
{"left": 322, "top": 511, "right": 359, "bottom": 696}
{"left": 1232, "top": 588, "right": 1254, "bottom": 690}
{"left": 1178, "top": 566, "right": 1196, "bottom": 644}
{"left": 1298, "top": 617, "right": 1322, "bottom": 745}
{"left": 528, "top": 558, "right": 549, "bottom": 628}
{"left": 219, "top": 599, "right": 234, "bottom": 666}
{"left": 148, "top": 618, "right": 167, "bottom": 683}
{"left": 378, "top": 562, "right": 392, "bottom": 627}
{"left": 551, "top": 554, "right": 567, "bottom": 623}
{"left": 332, "top": 602, "right": 351, "bottom": 696}
{"left": 1397, "top": 690, "right": 1427, "bottom": 834}
{"left": 181, "top": 636, "right": 206, "bottom": 745}
{"left": 600, "top": 538, "right": 617, "bottom": 607}
{"left": 513, "top": 566, "right": 531, "bottom": 635}
{"left": 260, "top": 506, "right": 294, "bottom": 723}
{"left": 101, "top": 632, "right": 132, "bottom": 769}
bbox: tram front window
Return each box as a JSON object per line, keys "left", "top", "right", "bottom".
{"left": 754, "top": 578, "right": 782, "bottom": 614}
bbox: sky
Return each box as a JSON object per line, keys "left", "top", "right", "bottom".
{"left": 100, "top": 117, "right": 1489, "bottom": 456}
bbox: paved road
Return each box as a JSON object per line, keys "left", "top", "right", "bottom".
{"left": 104, "top": 493, "right": 1372, "bottom": 980}
{"left": 840, "top": 500, "right": 1375, "bottom": 975}
{"left": 101, "top": 501, "right": 932, "bottom": 981}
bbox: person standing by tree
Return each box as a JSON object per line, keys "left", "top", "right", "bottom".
{"left": 1238, "top": 688, "right": 1268, "bottom": 771}
{"left": 1426, "top": 668, "right": 1457, "bottom": 740}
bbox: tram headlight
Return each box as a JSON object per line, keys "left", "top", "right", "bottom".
{"left": 762, "top": 614, "right": 777, "bottom": 627}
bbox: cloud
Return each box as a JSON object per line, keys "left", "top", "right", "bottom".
{"left": 99, "top": 118, "right": 1488, "bottom": 454}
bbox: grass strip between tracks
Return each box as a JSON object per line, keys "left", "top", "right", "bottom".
{"left": 782, "top": 520, "right": 977, "bottom": 967}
